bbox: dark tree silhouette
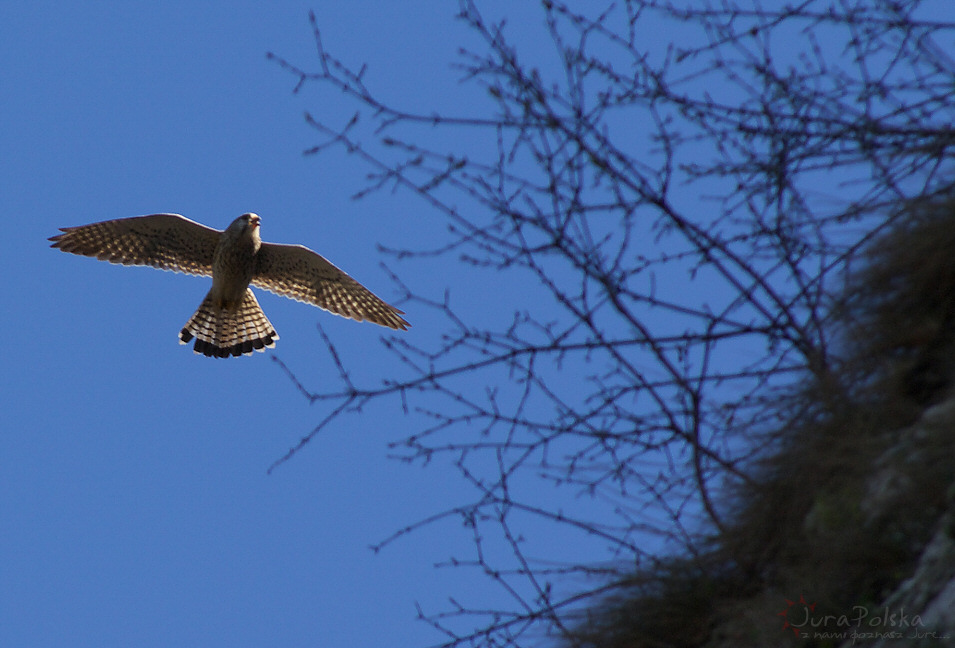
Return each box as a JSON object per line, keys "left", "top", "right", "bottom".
{"left": 268, "top": 1, "right": 955, "bottom": 645}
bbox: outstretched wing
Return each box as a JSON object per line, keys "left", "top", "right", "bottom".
{"left": 252, "top": 242, "right": 410, "bottom": 330}
{"left": 49, "top": 213, "right": 221, "bottom": 277}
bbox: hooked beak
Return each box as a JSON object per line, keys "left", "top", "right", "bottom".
{"left": 249, "top": 215, "right": 260, "bottom": 230}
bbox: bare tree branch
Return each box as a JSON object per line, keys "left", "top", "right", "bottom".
{"left": 269, "top": 1, "right": 955, "bottom": 645}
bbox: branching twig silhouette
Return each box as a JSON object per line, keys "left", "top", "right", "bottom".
{"left": 268, "top": 1, "right": 955, "bottom": 645}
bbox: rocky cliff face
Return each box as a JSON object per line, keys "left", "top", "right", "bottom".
{"left": 715, "top": 396, "right": 955, "bottom": 647}
{"left": 567, "top": 202, "right": 955, "bottom": 648}
{"left": 832, "top": 399, "right": 955, "bottom": 648}
{"left": 774, "top": 397, "right": 955, "bottom": 648}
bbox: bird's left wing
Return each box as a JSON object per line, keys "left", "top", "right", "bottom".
{"left": 49, "top": 213, "right": 221, "bottom": 277}
{"left": 252, "top": 242, "right": 410, "bottom": 330}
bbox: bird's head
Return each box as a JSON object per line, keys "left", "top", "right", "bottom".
{"left": 227, "top": 213, "right": 262, "bottom": 248}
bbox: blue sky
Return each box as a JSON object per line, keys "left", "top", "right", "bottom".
{"left": 9, "top": 3, "right": 953, "bottom": 647}
{"left": 1, "top": 3, "right": 510, "bottom": 646}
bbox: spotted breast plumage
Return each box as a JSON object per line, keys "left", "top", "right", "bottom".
{"left": 49, "top": 213, "right": 409, "bottom": 357}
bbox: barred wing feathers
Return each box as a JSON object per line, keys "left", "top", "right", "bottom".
{"left": 49, "top": 213, "right": 220, "bottom": 277}
{"left": 252, "top": 242, "right": 409, "bottom": 330}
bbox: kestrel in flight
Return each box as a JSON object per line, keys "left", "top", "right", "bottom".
{"left": 50, "top": 213, "right": 409, "bottom": 357}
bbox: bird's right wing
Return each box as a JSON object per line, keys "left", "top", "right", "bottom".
{"left": 252, "top": 242, "right": 410, "bottom": 330}
{"left": 49, "top": 213, "right": 221, "bottom": 277}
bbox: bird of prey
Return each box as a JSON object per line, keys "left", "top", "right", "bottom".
{"left": 49, "top": 213, "right": 409, "bottom": 357}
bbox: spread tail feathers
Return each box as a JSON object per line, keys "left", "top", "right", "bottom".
{"left": 179, "top": 289, "right": 278, "bottom": 358}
